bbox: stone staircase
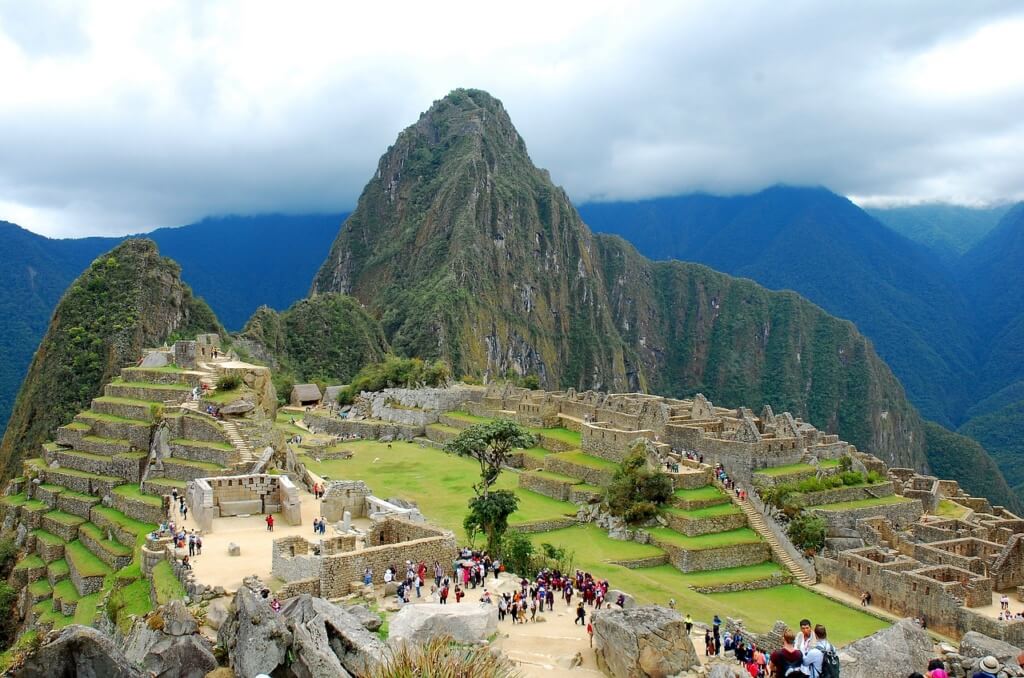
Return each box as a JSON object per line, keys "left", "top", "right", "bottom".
{"left": 732, "top": 490, "right": 816, "bottom": 586}
{"left": 178, "top": 400, "right": 256, "bottom": 468}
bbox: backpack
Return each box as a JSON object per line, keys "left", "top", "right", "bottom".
{"left": 817, "top": 642, "right": 840, "bottom": 678}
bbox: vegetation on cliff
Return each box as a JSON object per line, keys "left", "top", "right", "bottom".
{"left": 310, "top": 89, "right": 930, "bottom": 469}
{"left": 0, "top": 239, "right": 221, "bottom": 479}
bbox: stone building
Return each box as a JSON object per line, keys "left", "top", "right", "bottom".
{"left": 185, "top": 473, "right": 302, "bottom": 532}
{"left": 290, "top": 384, "right": 323, "bottom": 408}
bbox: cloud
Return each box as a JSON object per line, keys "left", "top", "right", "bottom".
{"left": 0, "top": 1, "right": 1022, "bottom": 237}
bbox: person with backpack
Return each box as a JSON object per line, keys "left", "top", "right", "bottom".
{"left": 802, "top": 625, "right": 839, "bottom": 678}
{"left": 769, "top": 631, "right": 804, "bottom": 678}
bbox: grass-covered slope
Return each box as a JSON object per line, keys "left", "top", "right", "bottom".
{"left": 0, "top": 239, "right": 221, "bottom": 479}
{"left": 310, "top": 89, "right": 930, "bottom": 468}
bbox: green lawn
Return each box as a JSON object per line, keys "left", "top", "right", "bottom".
{"left": 47, "top": 559, "right": 69, "bottom": 579}
{"left": 756, "top": 459, "right": 840, "bottom": 477}
{"left": 444, "top": 411, "right": 582, "bottom": 447}
{"left": 152, "top": 560, "right": 186, "bottom": 604}
{"left": 113, "top": 484, "right": 163, "bottom": 508}
{"left": 52, "top": 578, "right": 81, "bottom": 604}
{"left": 91, "top": 506, "right": 156, "bottom": 536}
{"left": 935, "top": 499, "right": 970, "bottom": 519}
{"left": 77, "top": 411, "right": 149, "bottom": 426}
{"left": 1, "top": 493, "right": 27, "bottom": 507}
{"left": 79, "top": 523, "right": 132, "bottom": 556}
{"left": 73, "top": 592, "right": 101, "bottom": 625}
{"left": 122, "top": 365, "right": 189, "bottom": 374}
{"left": 165, "top": 457, "right": 225, "bottom": 471}
{"left": 708, "top": 585, "right": 888, "bottom": 646}
{"left": 66, "top": 540, "right": 113, "bottom": 577}
{"left": 13, "top": 554, "right": 45, "bottom": 571}
{"left": 44, "top": 510, "right": 86, "bottom": 527}
{"left": 171, "top": 438, "right": 234, "bottom": 451}
{"left": 114, "top": 380, "right": 190, "bottom": 391}
{"left": 527, "top": 524, "right": 664, "bottom": 562}
{"left": 665, "top": 503, "right": 742, "bottom": 519}
{"left": 31, "top": 529, "right": 65, "bottom": 546}
{"left": 298, "top": 440, "right": 576, "bottom": 541}
{"left": 28, "top": 579, "right": 52, "bottom": 597}
{"left": 551, "top": 450, "right": 619, "bottom": 471}
{"left": 94, "top": 395, "right": 161, "bottom": 407}
{"left": 673, "top": 486, "right": 728, "bottom": 502}
{"left": 813, "top": 495, "right": 914, "bottom": 511}
{"left": 648, "top": 527, "right": 762, "bottom": 550}
{"left": 528, "top": 469, "right": 582, "bottom": 484}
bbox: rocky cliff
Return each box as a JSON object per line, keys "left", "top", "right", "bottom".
{"left": 0, "top": 239, "right": 221, "bottom": 479}
{"left": 310, "top": 89, "right": 928, "bottom": 468}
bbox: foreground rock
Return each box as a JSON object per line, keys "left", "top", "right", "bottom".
{"left": 123, "top": 600, "right": 217, "bottom": 678}
{"left": 344, "top": 603, "right": 384, "bottom": 632}
{"left": 948, "top": 632, "right": 1024, "bottom": 678}
{"left": 592, "top": 605, "right": 698, "bottom": 678}
{"left": 281, "top": 594, "right": 388, "bottom": 677}
{"left": 839, "top": 619, "right": 932, "bottom": 678}
{"left": 217, "top": 587, "right": 292, "bottom": 678}
{"left": 15, "top": 625, "right": 142, "bottom": 678}
{"left": 388, "top": 603, "right": 498, "bottom": 646}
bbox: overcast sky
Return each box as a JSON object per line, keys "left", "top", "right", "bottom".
{"left": 1, "top": 1, "right": 1023, "bottom": 238}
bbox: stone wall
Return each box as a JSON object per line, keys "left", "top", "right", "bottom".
{"left": 544, "top": 456, "right": 615, "bottom": 486}
{"left": 169, "top": 440, "right": 236, "bottom": 466}
{"left": 171, "top": 413, "right": 229, "bottom": 444}
{"left": 271, "top": 536, "right": 321, "bottom": 583}
{"left": 670, "top": 466, "right": 714, "bottom": 490}
{"left": 654, "top": 539, "right": 771, "bottom": 572}
{"left": 113, "top": 492, "right": 167, "bottom": 525}
{"left": 800, "top": 481, "right": 895, "bottom": 507}
{"left": 518, "top": 472, "right": 574, "bottom": 502}
{"left": 581, "top": 424, "right": 653, "bottom": 463}
{"left": 664, "top": 510, "right": 748, "bottom": 537}
{"left": 304, "top": 412, "right": 423, "bottom": 440}
{"left": 510, "top": 517, "right": 578, "bottom": 534}
{"left": 187, "top": 473, "right": 301, "bottom": 532}
{"left": 812, "top": 498, "right": 923, "bottom": 532}
{"left": 321, "top": 481, "right": 372, "bottom": 522}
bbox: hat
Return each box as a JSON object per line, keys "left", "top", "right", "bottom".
{"left": 981, "top": 656, "right": 1000, "bottom": 673}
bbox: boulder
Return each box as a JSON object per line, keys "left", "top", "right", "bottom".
{"left": 288, "top": 619, "right": 352, "bottom": 678}
{"left": 15, "top": 625, "right": 142, "bottom": 678}
{"left": 607, "top": 589, "right": 636, "bottom": 609}
{"left": 123, "top": 601, "right": 217, "bottom": 678}
{"left": 593, "top": 605, "right": 699, "bottom": 678}
{"left": 217, "top": 587, "right": 291, "bottom": 678}
{"left": 389, "top": 603, "right": 498, "bottom": 647}
{"left": 203, "top": 597, "right": 231, "bottom": 631}
{"left": 219, "top": 400, "right": 255, "bottom": 415}
{"left": 140, "top": 351, "right": 171, "bottom": 368}
{"left": 708, "top": 662, "right": 748, "bottom": 678}
{"left": 344, "top": 604, "right": 383, "bottom": 632}
{"left": 839, "top": 619, "right": 932, "bottom": 678}
{"left": 227, "top": 543, "right": 240, "bottom": 556}
{"left": 280, "top": 594, "right": 387, "bottom": 677}
{"left": 960, "top": 631, "right": 1023, "bottom": 666}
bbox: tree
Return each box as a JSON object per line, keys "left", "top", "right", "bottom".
{"left": 605, "top": 450, "right": 673, "bottom": 524}
{"left": 787, "top": 512, "right": 827, "bottom": 553}
{"left": 445, "top": 420, "right": 536, "bottom": 496}
{"left": 446, "top": 420, "right": 536, "bottom": 553}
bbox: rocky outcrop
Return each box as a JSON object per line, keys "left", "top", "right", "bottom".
{"left": 217, "top": 587, "right": 292, "bottom": 678}
{"left": 279, "top": 594, "right": 387, "bottom": 677}
{"left": 388, "top": 603, "right": 498, "bottom": 647}
{"left": 344, "top": 603, "right": 383, "bottom": 632}
{"left": 122, "top": 600, "right": 217, "bottom": 678}
{"left": 943, "top": 632, "right": 1024, "bottom": 678}
{"left": 592, "top": 605, "right": 698, "bottom": 678}
{"left": 15, "top": 625, "right": 142, "bottom": 678}
{"left": 838, "top": 619, "right": 933, "bottom": 678}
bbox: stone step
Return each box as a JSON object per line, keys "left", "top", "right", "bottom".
{"left": 31, "top": 529, "right": 66, "bottom": 563}
{"left": 42, "top": 510, "right": 86, "bottom": 542}
{"left": 74, "top": 411, "right": 152, "bottom": 449}
{"left": 52, "top": 578, "right": 81, "bottom": 617}
{"left": 76, "top": 434, "right": 135, "bottom": 457}
{"left": 44, "top": 447, "right": 146, "bottom": 483}
{"left": 90, "top": 396, "right": 159, "bottom": 422}
{"left": 111, "top": 485, "right": 167, "bottom": 525}
{"left": 65, "top": 539, "right": 113, "bottom": 597}
{"left": 168, "top": 438, "right": 238, "bottom": 466}
{"left": 46, "top": 558, "right": 70, "bottom": 587}
{"left": 54, "top": 489, "right": 102, "bottom": 520}
{"left": 41, "top": 466, "right": 122, "bottom": 497}
{"left": 141, "top": 477, "right": 188, "bottom": 496}
{"left": 90, "top": 505, "right": 157, "bottom": 549}
{"left": 104, "top": 381, "right": 192, "bottom": 405}
{"left": 118, "top": 366, "right": 204, "bottom": 387}
{"left": 78, "top": 522, "right": 133, "bottom": 571}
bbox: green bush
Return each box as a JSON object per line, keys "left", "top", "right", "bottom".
{"left": 215, "top": 373, "right": 242, "bottom": 391}
{"left": 606, "top": 451, "right": 673, "bottom": 524}
{"left": 787, "top": 512, "right": 827, "bottom": 552}
{"left": 337, "top": 355, "right": 450, "bottom": 405}
{"left": 501, "top": 531, "right": 534, "bottom": 578}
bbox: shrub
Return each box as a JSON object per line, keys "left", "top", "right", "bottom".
{"left": 371, "top": 635, "right": 518, "bottom": 678}
{"left": 337, "top": 355, "right": 450, "bottom": 404}
{"left": 215, "top": 373, "right": 242, "bottom": 391}
{"left": 606, "top": 451, "right": 673, "bottom": 524}
{"left": 788, "top": 513, "right": 827, "bottom": 552}
{"left": 501, "top": 531, "right": 534, "bottom": 578}
{"left": 838, "top": 456, "right": 853, "bottom": 472}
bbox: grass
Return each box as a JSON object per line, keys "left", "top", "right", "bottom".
{"left": 113, "top": 380, "right": 191, "bottom": 391}
{"left": 113, "top": 484, "right": 164, "bottom": 508}
{"left": 22, "top": 499, "right": 49, "bottom": 512}
{"left": 551, "top": 450, "right": 619, "bottom": 471}
{"left": 62, "top": 421, "right": 90, "bottom": 431}
{"left": 298, "top": 440, "right": 576, "bottom": 541}
{"left": 444, "top": 411, "right": 582, "bottom": 447}
{"left": 58, "top": 489, "right": 101, "bottom": 503}
{"left": 82, "top": 434, "right": 132, "bottom": 446}
{"left": 145, "top": 477, "right": 188, "bottom": 489}
{"left": 44, "top": 510, "right": 86, "bottom": 527}
{"left": 526, "top": 524, "right": 664, "bottom": 561}
{"left": 13, "top": 554, "right": 45, "bottom": 571}
{"left": 45, "top": 466, "right": 121, "bottom": 483}
{"left": 73, "top": 592, "right": 101, "bottom": 625}
{"left": 31, "top": 529, "right": 65, "bottom": 546}
{"left": 526, "top": 469, "right": 582, "bottom": 484}
{"left": 28, "top": 579, "right": 52, "bottom": 597}
{"left": 813, "top": 495, "right": 914, "bottom": 511}
{"left": 0, "top": 493, "right": 27, "bottom": 507}
{"left": 94, "top": 395, "right": 162, "bottom": 407}
{"left": 935, "top": 499, "right": 970, "bottom": 519}
{"left": 708, "top": 585, "right": 888, "bottom": 646}
{"left": 648, "top": 527, "right": 763, "bottom": 550}
{"left": 0, "top": 630, "right": 38, "bottom": 673}
{"left": 66, "top": 540, "right": 113, "bottom": 577}
{"left": 152, "top": 560, "right": 186, "bottom": 604}
{"left": 164, "top": 457, "right": 225, "bottom": 471}
{"left": 47, "top": 559, "right": 69, "bottom": 579}
{"left": 79, "top": 523, "right": 133, "bottom": 556}
{"left": 52, "top": 578, "right": 81, "bottom": 604}
{"left": 756, "top": 459, "right": 840, "bottom": 477}
{"left": 122, "top": 365, "right": 189, "bottom": 374}
{"left": 171, "top": 438, "right": 234, "bottom": 451}
{"left": 673, "top": 485, "right": 728, "bottom": 502}
{"left": 107, "top": 577, "right": 153, "bottom": 634}
{"left": 37, "top": 609, "right": 74, "bottom": 630}
{"left": 77, "top": 411, "right": 150, "bottom": 426}
{"left": 91, "top": 506, "right": 156, "bottom": 536}
{"left": 203, "top": 386, "right": 255, "bottom": 404}
{"left": 665, "top": 503, "right": 742, "bottom": 519}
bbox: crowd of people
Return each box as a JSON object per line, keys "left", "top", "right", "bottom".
{"left": 702, "top": 617, "right": 837, "bottom": 678}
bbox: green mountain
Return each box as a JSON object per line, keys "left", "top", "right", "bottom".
{"left": 238, "top": 293, "right": 389, "bottom": 383}
{"left": 0, "top": 239, "right": 221, "bottom": 478}
{"left": 310, "top": 89, "right": 930, "bottom": 470}
{"left": 867, "top": 203, "right": 1010, "bottom": 260}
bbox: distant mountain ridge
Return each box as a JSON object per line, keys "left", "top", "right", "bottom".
{"left": 867, "top": 203, "right": 1011, "bottom": 261}
{"left": 310, "top": 89, "right": 935, "bottom": 473}
{"left": 0, "top": 214, "right": 343, "bottom": 439}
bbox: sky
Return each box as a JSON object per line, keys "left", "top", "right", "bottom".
{"left": 1, "top": 1, "right": 1023, "bottom": 238}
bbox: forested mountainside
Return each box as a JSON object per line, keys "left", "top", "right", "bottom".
{"left": 0, "top": 215, "right": 341, "bottom": 440}
{"left": 578, "top": 192, "right": 1024, "bottom": 506}
{"left": 0, "top": 239, "right": 221, "bottom": 479}
{"left": 309, "top": 89, "right": 935, "bottom": 473}
{"left": 238, "top": 293, "right": 389, "bottom": 384}
{"left": 867, "top": 203, "right": 1010, "bottom": 260}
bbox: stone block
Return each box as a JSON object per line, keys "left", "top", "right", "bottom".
{"left": 228, "top": 543, "right": 240, "bottom": 556}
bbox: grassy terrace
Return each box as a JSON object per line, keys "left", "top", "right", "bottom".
{"left": 28, "top": 579, "right": 52, "bottom": 597}
{"left": 63, "top": 421, "right": 90, "bottom": 431}
{"left": 756, "top": 459, "right": 841, "bottom": 477}
{"left": 298, "top": 440, "right": 576, "bottom": 541}
{"left": 112, "top": 380, "right": 191, "bottom": 391}
{"left": 935, "top": 499, "right": 970, "bottom": 519}
{"left": 91, "top": 506, "right": 156, "bottom": 537}
{"left": 203, "top": 386, "right": 255, "bottom": 404}
{"left": 31, "top": 529, "right": 65, "bottom": 547}
{"left": 673, "top": 485, "right": 728, "bottom": 502}
{"left": 444, "top": 411, "right": 582, "bottom": 447}
{"left": 77, "top": 411, "right": 150, "bottom": 426}
{"left": 44, "top": 467, "right": 120, "bottom": 483}
{"left": 66, "top": 540, "right": 112, "bottom": 577}
{"left": 551, "top": 450, "right": 619, "bottom": 471}
{"left": 648, "top": 526, "right": 763, "bottom": 550}
{"left": 94, "top": 395, "right": 161, "bottom": 407}
{"left": 665, "top": 503, "right": 742, "bottom": 519}
{"left": 44, "top": 510, "right": 86, "bottom": 527}
{"left": 171, "top": 438, "right": 234, "bottom": 451}
{"left": 152, "top": 560, "right": 186, "bottom": 604}
{"left": 47, "top": 559, "right": 69, "bottom": 579}
{"left": 79, "top": 523, "right": 132, "bottom": 557}
{"left": 528, "top": 469, "right": 582, "bottom": 484}
{"left": 165, "top": 457, "right": 225, "bottom": 471}
{"left": 13, "top": 554, "right": 45, "bottom": 571}
{"left": 113, "top": 484, "right": 164, "bottom": 507}
{"left": 52, "top": 578, "right": 80, "bottom": 604}
{"left": 1, "top": 493, "right": 28, "bottom": 507}
{"left": 527, "top": 524, "right": 663, "bottom": 561}
{"left": 122, "top": 365, "right": 190, "bottom": 374}
{"left": 813, "top": 495, "right": 913, "bottom": 511}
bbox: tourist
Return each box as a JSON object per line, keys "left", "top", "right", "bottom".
{"left": 363, "top": 567, "right": 372, "bottom": 586}
{"left": 801, "top": 625, "right": 836, "bottom": 678}
{"left": 615, "top": 593, "right": 626, "bottom": 608}
{"left": 1002, "top": 594, "right": 1010, "bottom": 611}
{"left": 480, "top": 589, "right": 492, "bottom": 605}
{"left": 668, "top": 597, "right": 676, "bottom": 610}
{"left": 172, "top": 488, "right": 179, "bottom": 504}
{"left": 434, "top": 561, "right": 443, "bottom": 588}
{"left": 312, "top": 517, "right": 320, "bottom": 534}
{"left": 587, "top": 620, "right": 594, "bottom": 648}
{"left": 575, "top": 600, "right": 586, "bottom": 625}
{"left": 973, "top": 656, "right": 1000, "bottom": 678}
{"left": 530, "top": 598, "right": 537, "bottom": 621}
{"left": 188, "top": 533, "right": 196, "bottom": 557}
{"left": 498, "top": 595, "right": 507, "bottom": 621}
{"left": 928, "top": 659, "right": 948, "bottom": 678}
{"left": 265, "top": 514, "right": 274, "bottom": 531}
{"left": 796, "top": 619, "right": 814, "bottom": 663}
{"left": 384, "top": 567, "right": 394, "bottom": 585}
{"left": 684, "top": 613, "right": 693, "bottom": 635}
{"left": 181, "top": 503, "right": 188, "bottom": 521}
{"left": 455, "top": 585, "right": 464, "bottom": 603}
{"left": 705, "top": 630, "right": 715, "bottom": 657}
{"left": 270, "top": 597, "right": 281, "bottom": 613}
{"left": 181, "top": 555, "right": 191, "bottom": 570}
{"left": 415, "top": 574, "right": 422, "bottom": 598}
{"left": 440, "top": 584, "right": 449, "bottom": 604}
{"left": 769, "top": 631, "right": 803, "bottom": 678}
{"left": 195, "top": 534, "right": 202, "bottom": 555}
